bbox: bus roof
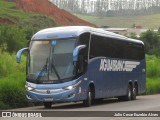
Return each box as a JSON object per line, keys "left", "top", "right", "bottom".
{"left": 31, "top": 26, "right": 144, "bottom": 45}
{"left": 31, "top": 26, "right": 90, "bottom": 40}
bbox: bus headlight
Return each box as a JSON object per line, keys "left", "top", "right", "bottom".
{"left": 64, "top": 81, "right": 81, "bottom": 90}
{"left": 25, "top": 85, "right": 35, "bottom": 91}
{"left": 65, "top": 86, "right": 74, "bottom": 90}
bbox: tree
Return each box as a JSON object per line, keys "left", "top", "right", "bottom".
{"left": 51, "top": 0, "right": 160, "bottom": 17}
{"left": 128, "top": 33, "right": 138, "bottom": 39}
{"left": 0, "top": 25, "right": 27, "bottom": 53}
{"left": 140, "top": 30, "right": 160, "bottom": 56}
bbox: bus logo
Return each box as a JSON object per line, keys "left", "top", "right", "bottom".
{"left": 99, "top": 59, "right": 140, "bottom": 72}
{"left": 46, "top": 90, "right": 50, "bottom": 94}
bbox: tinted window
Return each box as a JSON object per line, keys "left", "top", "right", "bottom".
{"left": 90, "top": 34, "right": 145, "bottom": 60}
{"left": 90, "top": 35, "right": 106, "bottom": 58}
{"left": 79, "top": 32, "right": 90, "bottom": 56}
{"left": 126, "top": 43, "right": 145, "bottom": 60}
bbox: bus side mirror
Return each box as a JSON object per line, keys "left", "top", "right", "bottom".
{"left": 73, "top": 45, "right": 86, "bottom": 65}
{"left": 16, "top": 48, "right": 29, "bottom": 63}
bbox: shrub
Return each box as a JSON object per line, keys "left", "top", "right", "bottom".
{"left": 0, "top": 78, "right": 28, "bottom": 109}
{"left": 146, "top": 78, "right": 160, "bottom": 94}
{"left": 0, "top": 25, "right": 27, "bottom": 53}
{"left": 146, "top": 55, "right": 160, "bottom": 78}
{"left": 0, "top": 51, "right": 27, "bottom": 109}
{"left": 0, "top": 50, "right": 26, "bottom": 78}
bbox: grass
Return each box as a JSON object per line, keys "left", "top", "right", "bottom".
{"left": 0, "top": 1, "right": 32, "bottom": 19}
{"left": 75, "top": 13, "right": 160, "bottom": 29}
{"left": 0, "top": 0, "right": 15, "bottom": 8}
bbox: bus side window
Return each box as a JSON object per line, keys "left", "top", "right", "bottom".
{"left": 90, "top": 35, "right": 106, "bottom": 58}
{"left": 126, "top": 43, "right": 144, "bottom": 61}
{"left": 79, "top": 33, "right": 90, "bottom": 73}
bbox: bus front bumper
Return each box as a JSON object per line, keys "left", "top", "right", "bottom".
{"left": 26, "top": 87, "right": 79, "bottom": 102}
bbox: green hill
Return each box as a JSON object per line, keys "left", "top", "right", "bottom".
{"left": 75, "top": 13, "right": 160, "bottom": 29}
{"left": 0, "top": 1, "right": 57, "bottom": 30}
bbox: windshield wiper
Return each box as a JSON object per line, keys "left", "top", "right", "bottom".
{"left": 51, "top": 58, "right": 62, "bottom": 82}
{"left": 35, "top": 58, "right": 48, "bottom": 83}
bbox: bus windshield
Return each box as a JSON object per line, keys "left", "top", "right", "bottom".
{"left": 27, "top": 38, "right": 77, "bottom": 83}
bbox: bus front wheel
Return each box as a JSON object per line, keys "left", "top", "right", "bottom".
{"left": 83, "top": 87, "right": 92, "bottom": 107}
{"left": 43, "top": 102, "right": 52, "bottom": 109}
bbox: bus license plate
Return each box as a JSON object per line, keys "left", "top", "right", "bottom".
{"left": 44, "top": 98, "right": 53, "bottom": 101}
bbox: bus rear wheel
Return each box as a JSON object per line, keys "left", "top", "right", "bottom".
{"left": 43, "top": 102, "right": 52, "bottom": 109}
{"left": 131, "top": 85, "right": 137, "bottom": 100}
{"left": 83, "top": 87, "right": 92, "bottom": 107}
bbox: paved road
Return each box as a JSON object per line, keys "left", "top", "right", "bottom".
{"left": 1, "top": 94, "right": 160, "bottom": 120}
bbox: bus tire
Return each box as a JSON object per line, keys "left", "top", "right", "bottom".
{"left": 43, "top": 102, "right": 52, "bottom": 109}
{"left": 131, "top": 85, "right": 137, "bottom": 100}
{"left": 83, "top": 87, "right": 92, "bottom": 107}
{"left": 124, "top": 85, "right": 132, "bottom": 101}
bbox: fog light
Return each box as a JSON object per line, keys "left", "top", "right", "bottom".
{"left": 68, "top": 93, "right": 74, "bottom": 98}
